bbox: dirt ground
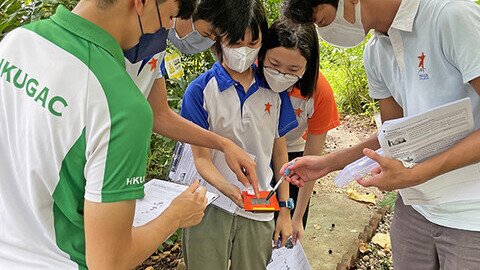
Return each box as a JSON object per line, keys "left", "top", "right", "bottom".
{"left": 302, "top": 114, "right": 390, "bottom": 270}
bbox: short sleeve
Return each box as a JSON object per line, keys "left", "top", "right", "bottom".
{"left": 84, "top": 73, "right": 153, "bottom": 203}
{"left": 437, "top": 1, "right": 480, "bottom": 84}
{"left": 307, "top": 73, "right": 340, "bottom": 135}
{"left": 180, "top": 79, "right": 210, "bottom": 130}
{"left": 277, "top": 91, "right": 299, "bottom": 138}
{"left": 364, "top": 36, "right": 393, "bottom": 100}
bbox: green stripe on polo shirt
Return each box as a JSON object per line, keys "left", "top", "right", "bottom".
{"left": 53, "top": 129, "right": 88, "bottom": 269}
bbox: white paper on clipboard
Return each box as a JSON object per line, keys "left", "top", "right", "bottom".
{"left": 133, "top": 179, "right": 219, "bottom": 227}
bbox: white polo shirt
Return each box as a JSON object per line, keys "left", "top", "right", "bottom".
{"left": 0, "top": 7, "right": 152, "bottom": 269}
{"left": 125, "top": 51, "right": 166, "bottom": 97}
{"left": 181, "top": 62, "right": 298, "bottom": 221}
{"left": 364, "top": 0, "right": 480, "bottom": 231}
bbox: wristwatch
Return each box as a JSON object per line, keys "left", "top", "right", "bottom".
{"left": 278, "top": 198, "right": 295, "bottom": 210}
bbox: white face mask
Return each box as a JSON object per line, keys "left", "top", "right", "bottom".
{"left": 221, "top": 44, "right": 260, "bottom": 73}
{"left": 168, "top": 18, "right": 215, "bottom": 55}
{"left": 263, "top": 66, "right": 301, "bottom": 93}
{"left": 316, "top": 0, "right": 366, "bottom": 48}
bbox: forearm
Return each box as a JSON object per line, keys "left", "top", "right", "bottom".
{"left": 85, "top": 201, "right": 179, "bottom": 270}
{"left": 292, "top": 134, "right": 325, "bottom": 221}
{"left": 119, "top": 210, "right": 179, "bottom": 269}
{"left": 148, "top": 78, "right": 230, "bottom": 153}
{"left": 273, "top": 138, "right": 290, "bottom": 201}
{"left": 154, "top": 108, "right": 229, "bottom": 152}
{"left": 292, "top": 180, "right": 314, "bottom": 221}
{"left": 412, "top": 129, "right": 480, "bottom": 183}
{"left": 328, "top": 133, "right": 381, "bottom": 172}
{"left": 191, "top": 145, "right": 231, "bottom": 192}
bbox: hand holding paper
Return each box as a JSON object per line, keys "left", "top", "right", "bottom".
{"left": 169, "top": 180, "right": 208, "bottom": 228}
{"left": 133, "top": 179, "right": 218, "bottom": 228}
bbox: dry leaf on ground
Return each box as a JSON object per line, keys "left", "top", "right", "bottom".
{"left": 359, "top": 242, "right": 371, "bottom": 253}
{"left": 346, "top": 189, "right": 377, "bottom": 204}
{"left": 372, "top": 232, "right": 391, "bottom": 250}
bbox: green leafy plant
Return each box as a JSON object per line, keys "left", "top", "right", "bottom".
{"left": 319, "top": 36, "right": 378, "bottom": 116}
{"left": 1, "top": 0, "right": 78, "bottom": 40}
{"left": 379, "top": 191, "right": 397, "bottom": 210}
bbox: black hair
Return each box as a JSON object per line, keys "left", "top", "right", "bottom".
{"left": 176, "top": 0, "right": 197, "bottom": 19}
{"left": 258, "top": 17, "right": 319, "bottom": 98}
{"left": 193, "top": 0, "right": 267, "bottom": 44}
{"left": 282, "top": 0, "right": 339, "bottom": 24}
{"left": 210, "top": 0, "right": 268, "bottom": 62}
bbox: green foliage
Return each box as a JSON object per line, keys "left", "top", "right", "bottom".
{"left": 262, "top": 0, "right": 282, "bottom": 24}
{"left": 157, "top": 229, "right": 182, "bottom": 252}
{"left": 319, "top": 37, "right": 378, "bottom": 116}
{"left": 379, "top": 191, "right": 397, "bottom": 210}
{"left": 1, "top": 0, "right": 78, "bottom": 40}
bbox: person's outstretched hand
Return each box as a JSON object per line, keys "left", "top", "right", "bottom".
{"left": 222, "top": 140, "right": 260, "bottom": 196}
{"left": 280, "top": 155, "right": 334, "bottom": 187}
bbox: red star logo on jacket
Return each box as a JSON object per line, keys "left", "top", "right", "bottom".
{"left": 148, "top": 57, "right": 158, "bottom": 71}
{"left": 265, "top": 102, "right": 272, "bottom": 114}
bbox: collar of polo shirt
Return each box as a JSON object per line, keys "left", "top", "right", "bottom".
{"left": 211, "top": 62, "right": 269, "bottom": 92}
{"left": 51, "top": 6, "right": 126, "bottom": 68}
{"left": 374, "top": 0, "right": 420, "bottom": 37}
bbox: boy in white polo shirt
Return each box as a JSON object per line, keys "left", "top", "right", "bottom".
{"left": 283, "top": 0, "right": 480, "bottom": 269}
{"left": 180, "top": 1, "right": 298, "bottom": 269}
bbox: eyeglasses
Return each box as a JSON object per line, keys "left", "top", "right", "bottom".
{"left": 264, "top": 66, "right": 302, "bottom": 81}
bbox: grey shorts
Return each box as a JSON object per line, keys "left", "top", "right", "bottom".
{"left": 391, "top": 195, "right": 480, "bottom": 270}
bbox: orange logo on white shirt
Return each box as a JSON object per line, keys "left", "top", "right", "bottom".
{"left": 265, "top": 102, "right": 272, "bottom": 114}
{"left": 294, "top": 108, "right": 303, "bottom": 118}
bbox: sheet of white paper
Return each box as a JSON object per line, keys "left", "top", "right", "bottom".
{"left": 267, "top": 241, "right": 311, "bottom": 270}
{"left": 133, "top": 179, "right": 219, "bottom": 227}
{"left": 377, "top": 98, "right": 480, "bottom": 205}
{"left": 378, "top": 98, "right": 474, "bottom": 163}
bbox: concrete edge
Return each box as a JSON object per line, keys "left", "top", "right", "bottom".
{"left": 335, "top": 207, "right": 390, "bottom": 270}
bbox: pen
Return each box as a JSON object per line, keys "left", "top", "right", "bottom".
{"left": 265, "top": 168, "right": 290, "bottom": 201}
{"left": 275, "top": 236, "right": 282, "bottom": 249}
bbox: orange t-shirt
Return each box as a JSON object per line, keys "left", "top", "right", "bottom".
{"left": 285, "top": 72, "right": 340, "bottom": 152}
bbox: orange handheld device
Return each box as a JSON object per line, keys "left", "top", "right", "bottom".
{"left": 242, "top": 191, "right": 280, "bottom": 212}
